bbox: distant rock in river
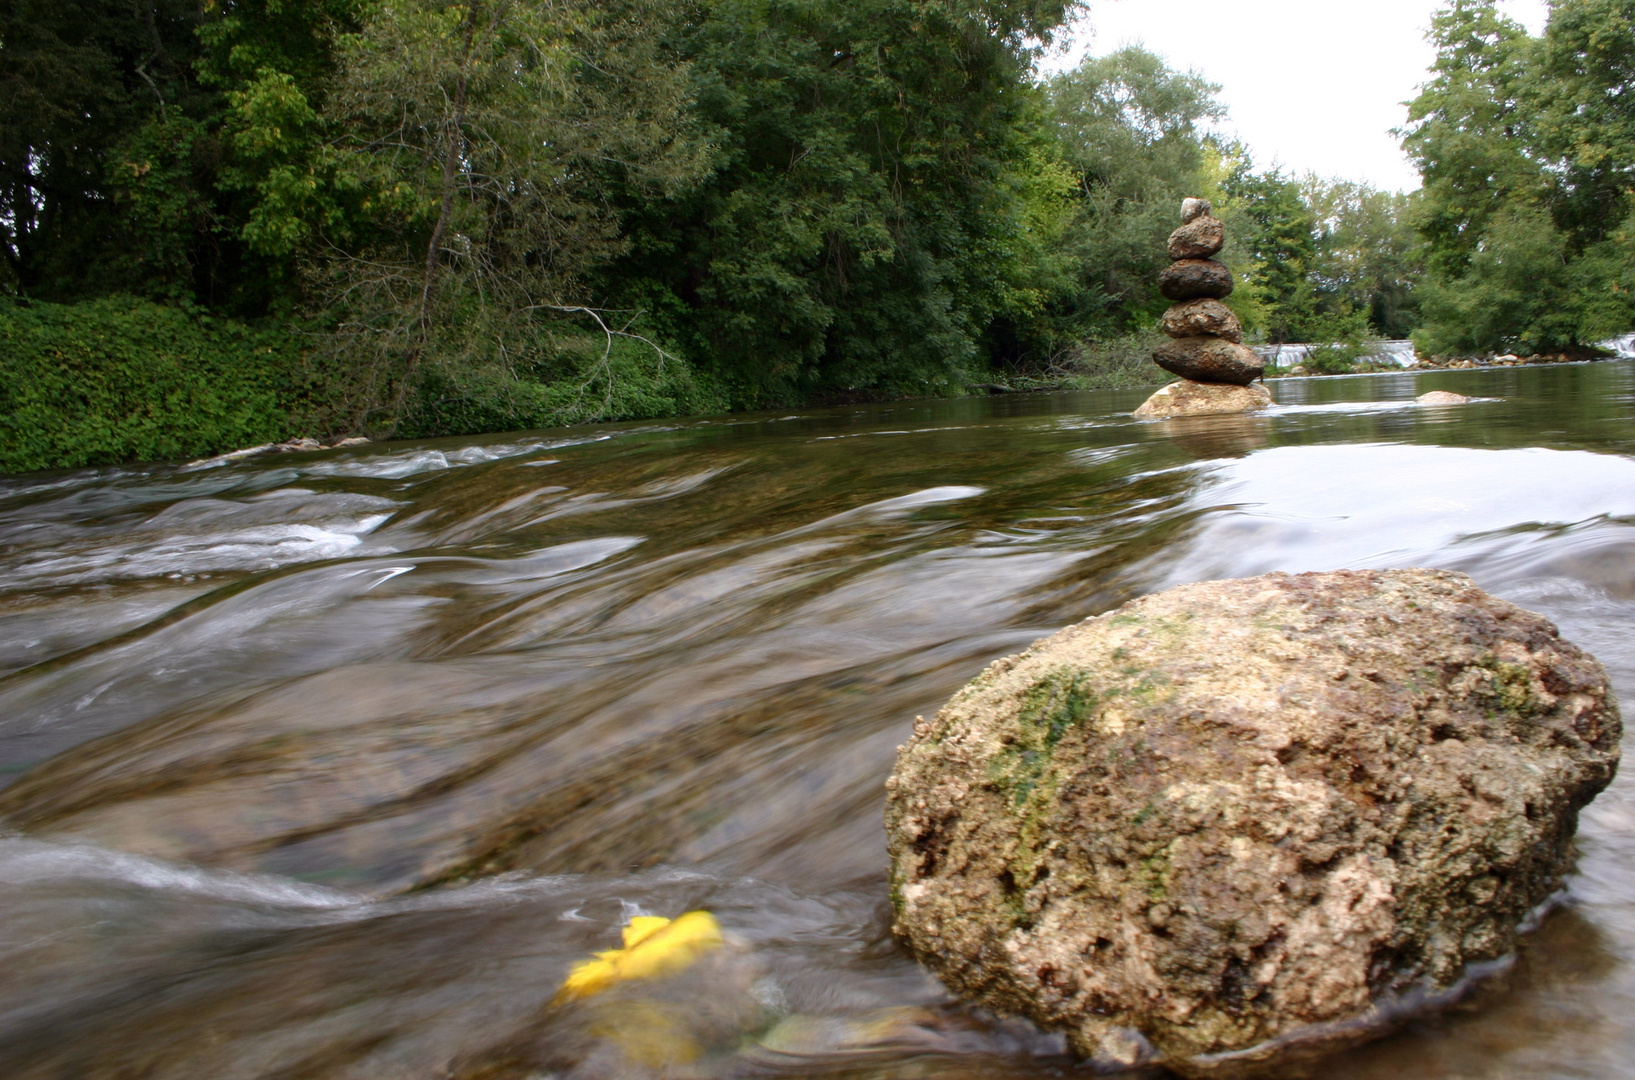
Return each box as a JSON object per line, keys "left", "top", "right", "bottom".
{"left": 1417, "top": 390, "right": 1473, "bottom": 405}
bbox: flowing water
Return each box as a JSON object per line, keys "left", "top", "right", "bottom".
{"left": 2, "top": 362, "right": 1634, "bottom": 1079}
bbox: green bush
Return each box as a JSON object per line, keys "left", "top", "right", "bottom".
{"left": 1042, "top": 330, "right": 1171, "bottom": 390}
{"left": 0, "top": 296, "right": 306, "bottom": 474}
{"left": 395, "top": 334, "right": 729, "bottom": 440}
{"left": 1301, "top": 342, "right": 1370, "bottom": 375}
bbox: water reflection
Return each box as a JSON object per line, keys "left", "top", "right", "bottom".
{"left": 1, "top": 361, "right": 1633, "bottom": 1079}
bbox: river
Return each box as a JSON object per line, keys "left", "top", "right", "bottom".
{"left": 1, "top": 362, "right": 1632, "bottom": 1078}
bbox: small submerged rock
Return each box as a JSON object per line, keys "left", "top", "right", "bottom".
{"left": 885, "top": 569, "right": 1620, "bottom": 1077}
{"left": 1416, "top": 390, "right": 1473, "bottom": 405}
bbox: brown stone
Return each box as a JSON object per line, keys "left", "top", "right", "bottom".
{"left": 1133, "top": 380, "right": 1272, "bottom": 419}
{"left": 1153, "top": 337, "right": 1264, "bottom": 385}
{"left": 885, "top": 569, "right": 1620, "bottom": 1076}
{"left": 1416, "top": 391, "right": 1472, "bottom": 405}
{"left": 1160, "top": 259, "right": 1234, "bottom": 301}
{"left": 1182, "top": 197, "right": 1214, "bottom": 223}
{"left": 1168, "top": 216, "right": 1226, "bottom": 260}
{"left": 1160, "top": 299, "right": 1243, "bottom": 342}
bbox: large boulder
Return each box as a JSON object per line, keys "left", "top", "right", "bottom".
{"left": 1169, "top": 216, "right": 1226, "bottom": 260}
{"left": 1134, "top": 380, "right": 1271, "bottom": 419}
{"left": 1160, "top": 299, "right": 1243, "bottom": 343}
{"left": 885, "top": 570, "right": 1620, "bottom": 1077}
{"left": 1160, "top": 259, "right": 1235, "bottom": 301}
{"left": 1153, "top": 337, "right": 1265, "bottom": 385}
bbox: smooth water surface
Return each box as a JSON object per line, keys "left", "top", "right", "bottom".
{"left": 1, "top": 363, "right": 1633, "bottom": 1078}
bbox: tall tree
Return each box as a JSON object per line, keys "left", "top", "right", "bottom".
{"left": 308, "top": 0, "right": 707, "bottom": 425}
{"left": 1042, "top": 46, "right": 1225, "bottom": 338}
{"left": 1404, "top": 0, "right": 1635, "bottom": 354}
{"left": 1301, "top": 177, "right": 1423, "bottom": 340}
{"left": 1221, "top": 161, "right": 1319, "bottom": 344}
{"left": 196, "top": 0, "right": 366, "bottom": 276}
{"left": 605, "top": 0, "right": 1083, "bottom": 406}
{"left": 1531, "top": 0, "right": 1635, "bottom": 248}
{"left": 0, "top": 0, "right": 217, "bottom": 300}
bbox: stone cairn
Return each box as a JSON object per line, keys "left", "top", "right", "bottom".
{"left": 1133, "top": 199, "right": 1271, "bottom": 419}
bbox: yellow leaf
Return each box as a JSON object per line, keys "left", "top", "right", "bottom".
{"left": 553, "top": 911, "right": 724, "bottom": 1004}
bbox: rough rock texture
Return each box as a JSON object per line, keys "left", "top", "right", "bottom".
{"left": 1134, "top": 380, "right": 1272, "bottom": 419}
{"left": 1161, "top": 299, "right": 1244, "bottom": 343}
{"left": 1153, "top": 337, "right": 1265, "bottom": 385}
{"left": 885, "top": 570, "right": 1620, "bottom": 1077}
{"left": 1160, "top": 259, "right": 1235, "bottom": 301}
{"left": 1182, "top": 198, "right": 1214, "bottom": 223}
{"left": 1417, "top": 391, "right": 1472, "bottom": 405}
{"left": 1169, "top": 216, "right": 1227, "bottom": 260}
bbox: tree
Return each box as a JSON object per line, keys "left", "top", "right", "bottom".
{"left": 1221, "top": 160, "right": 1320, "bottom": 344}
{"left": 308, "top": 0, "right": 707, "bottom": 426}
{"left": 0, "top": 0, "right": 219, "bottom": 301}
{"left": 1041, "top": 46, "right": 1225, "bottom": 339}
{"left": 1404, "top": 0, "right": 1635, "bottom": 354}
{"left": 604, "top": 0, "right": 1083, "bottom": 406}
{"left": 1301, "top": 177, "right": 1423, "bottom": 339}
{"left": 196, "top": 0, "right": 366, "bottom": 284}
{"left": 1531, "top": 0, "right": 1635, "bottom": 249}
{"left": 1402, "top": 0, "right": 1539, "bottom": 279}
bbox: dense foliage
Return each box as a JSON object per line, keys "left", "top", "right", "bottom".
{"left": 605, "top": 0, "right": 1077, "bottom": 405}
{"left": 2, "top": 0, "right": 1631, "bottom": 471}
{"left": 0, "top": 297, "right": 302, "bottom": 472}
{"left": 1405, "top": 0, "right": 1635, "bottom": 356}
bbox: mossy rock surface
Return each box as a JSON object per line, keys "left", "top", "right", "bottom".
{"left": 885, "top": 569, "right": 1620, "bottom": 1077}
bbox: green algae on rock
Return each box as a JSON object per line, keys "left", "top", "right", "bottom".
{"left": 884, "top": 570, "right": 1621, "bottom": 1077}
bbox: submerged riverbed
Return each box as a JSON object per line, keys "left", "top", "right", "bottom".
{"left": 1, "top": 362, "right": 1633, "bottom": 1079}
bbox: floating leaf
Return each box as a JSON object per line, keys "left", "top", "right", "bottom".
{"left": 553, "top": 911, "right": 724, "bottom": 1004}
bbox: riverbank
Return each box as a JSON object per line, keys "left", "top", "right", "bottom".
{"left": 6, "top": 295, "right": 1631, "bottom": 477}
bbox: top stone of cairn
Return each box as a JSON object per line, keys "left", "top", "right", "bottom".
{"left": 1180, "top": 197, "right": 1213, "bottom": 223}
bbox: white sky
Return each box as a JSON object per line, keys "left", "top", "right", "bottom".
{"left": 1043, "top": 0, "right": 1551, "bottom": 191}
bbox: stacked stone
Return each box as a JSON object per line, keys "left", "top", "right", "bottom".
{"left": 1134, "top": 199, "right": 1270, "bottom": 418}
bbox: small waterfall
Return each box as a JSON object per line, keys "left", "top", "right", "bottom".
{"left": 1254, "top": 341, "right": 1418, "bottom": 369}
{"left": 1257, "top": 335, "right": 1635, "bottom": 368}
{"left": 1602, "top": 332, "right": 1635, "bottom": 358}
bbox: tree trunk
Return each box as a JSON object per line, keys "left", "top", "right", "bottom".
{"left": 396, "top": 2, "right": 482, "bottom": 414}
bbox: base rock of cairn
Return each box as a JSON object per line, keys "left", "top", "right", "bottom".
{"left": 1133, "top": 378, "right": 1272, "bottom": 419}
{"left": 1137, "top": 198, "right": 1268, "bottom": 417}
{"left": 886, "top": 569, "right": 1620, "bottom": 1077}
